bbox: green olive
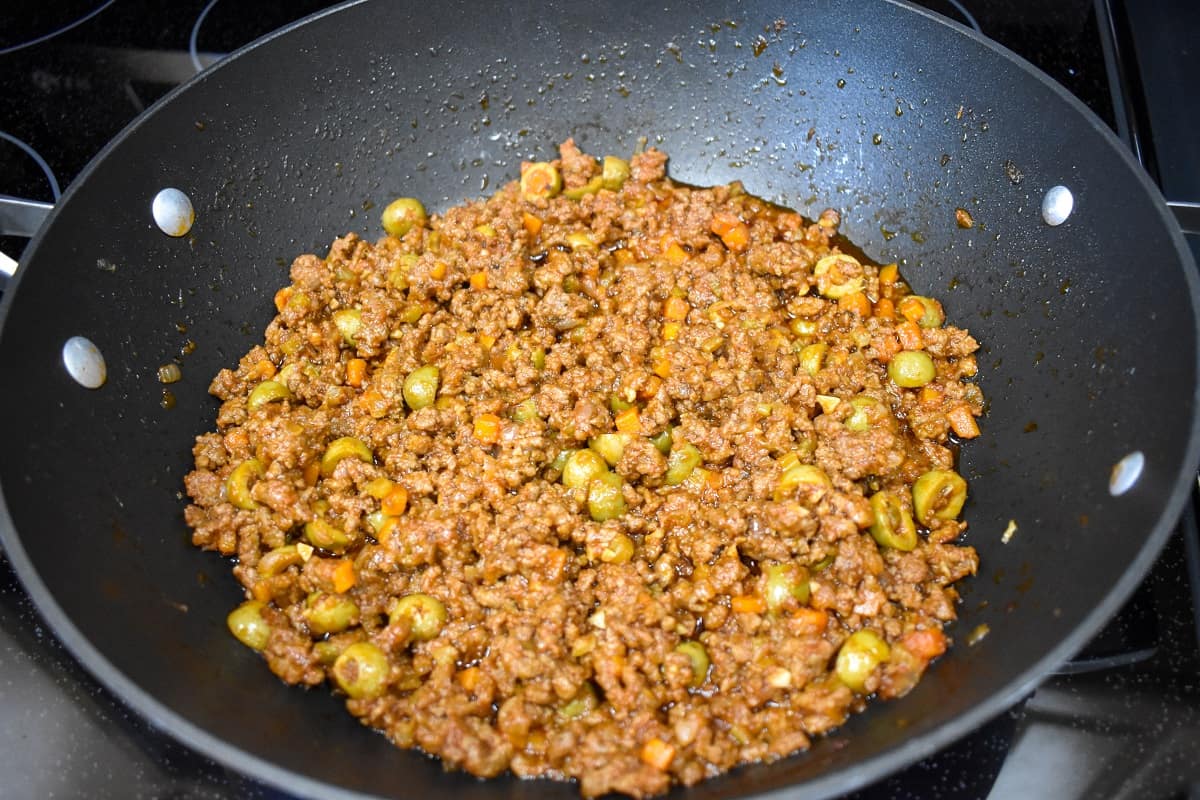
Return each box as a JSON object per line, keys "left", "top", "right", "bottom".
{"left": 320, "top": 436, "right": 374, "bottom": 477}
{"left": 227, "top": 601, "right": 271, "bottom": 651}
{"left": 903, "top": 295, "right": 945, "bottom": 328}
{"left": 511, "top": 397, "right": 540, "bottom": 423}
{"left": 246, "top": 380, "right": 292, "bottom": 411}
{"left": 665, "top": 442, "right": 702, "bottom": 486}
{"left": 675, "top": 641, "right": 710, "bottom": 688}
{"left": 650, "top": 429, "right": 673, "bottom": 455}
{"left": 531, "top": 347, "right": 547, "bottom": 371}
{"left": 402, "top": 365, "right": 440, "bottom": 410}
{"left": 888, "top": 350, "right": 936, "bottom": 388}
{"left": 845, "top": 395, "right": 886, "bottom": 432}
{"left": 799, "top": 342, "right": 827, "bottom": 376}
{"left": 226, "top": 458, "right": 264, "bottom": 511}
{"left": 588, "top": 472, "right": 628, "bottom": 522}
{"left": 381, "top": 197, "right": 427, "bottom": 237}
{"left": 763, "top": 562, "right": 811, "bottom": 614}
{"left": 332, "top": 308, "right": 363, "bottom": 346}
{"left": 548, "top": 449, "right": 572, "bottom": 473}
{"left": 303, "top": 591, "right": 360, "bottom": 635}
{"left": 835, "top": 630, "right": 891, "bottom": 692}
{"left": 332, "top": 641, "right": 390, "bottom": 699}
{"left": 774, "top": 463, "right": 832, "bottom": 502}
{"left": 258, "top": 544, "right": 303, "bottom": 577}
{"left": 560, "top": 682, "right": 599, "bottom": 718}
{"left": 566, "top": 231, "right": 597, "bottom": 250}
{"left": 520, "top": 162, "right": 563, "bottom": 201}
{"left": 813, "top": 253, "right": 864, "bottom": 298}
{"left": 304, "top": 518, "right": 353, "bottom": 552}
{"left": 562, "top": 449, "right": 609, "bottom": 490}
{"left": 601, "top": 156, "right": 631, "bottom": 191}
{"left": 598, "top": 532, "right": 635, "bottom": 564}
{"left": 563, "top": 174, "right": 605, "bottom": 201}
{"left": 388, "top": 593, "right": 448, "bottom": 641}
{"left": 912, "top": 469, "right": 968, "bottom": 524}
{"left": 868, "top": 491, "right": 918, "bottom": 551}
{"left": 609, "top": 394, "right": 635, "bottom": 413}
{"left": 589, "top": 433, "right": 631, "bottom": 466}
{"left": 313, "top": 639, "right": 344, "bottom": 665}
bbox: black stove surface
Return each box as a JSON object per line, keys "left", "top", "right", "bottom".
{"left": 1, "top": 1, "right": 1198, "bottom": 799}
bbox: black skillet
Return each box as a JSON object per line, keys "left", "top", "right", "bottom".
{"left": 1, "top": 0, "right": 1197, "bottom": 797}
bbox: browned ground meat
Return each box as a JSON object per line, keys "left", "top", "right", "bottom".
{"left": 185, "top": 140, "right": 982, "bottom": 798}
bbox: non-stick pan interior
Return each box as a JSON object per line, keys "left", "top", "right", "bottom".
{"left": 1, "top": 1, "right": 1197, "bottom": 797}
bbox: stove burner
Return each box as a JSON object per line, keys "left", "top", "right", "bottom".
{"left": 920, "top": 0, "right": 983, "bottom": 34}
{"left": 0, "top": 131, "right": 60, "bottom": 200}
{"left": 189, "top": 0, "right": 223, "bottom": 73}
{"left": 0, "top": 0, "right": 118, "bottom": 56}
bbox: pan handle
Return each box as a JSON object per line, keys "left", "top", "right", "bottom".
{"left": 0, "top": 195, "right": 54, "bottom": 278}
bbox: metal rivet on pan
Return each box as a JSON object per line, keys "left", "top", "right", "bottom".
{"left": 1041, "top": 185, "right": 1073, "bottom": 226}
{"left": 1108, "top": 451, "right": 1144, "bottom": 496}
{"left": 62, "top": 336, "right": 107, "bottom": 389}
{"left": 152, "top": 188, "right": 195, "bottom": 237}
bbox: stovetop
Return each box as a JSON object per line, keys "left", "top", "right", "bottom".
{"left": 2, "top": 1, "right": 1199, "bottom": 798}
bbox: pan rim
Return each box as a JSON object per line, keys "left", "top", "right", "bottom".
{"left": 1, "top": 0, "right": 1198, "bottom": 798}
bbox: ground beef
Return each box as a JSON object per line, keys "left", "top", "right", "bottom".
{"left": 185, "top": 141, "right": 983, "bottom": 798}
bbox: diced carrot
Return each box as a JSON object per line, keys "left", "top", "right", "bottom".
{"left": 302, "top": 461, "right": 320, "bottom": 487}
{"left": 457, "top": 666, "right": 483, "bottom": 692}
{"left": 874, "top": 333, "right": 901, "bottom": 363}
{"left": 359, "top": 388, "right": 388, "bottom": 419}
{"left": 469, "top": 271, "right": 489, "bottom": 290}
{"left": 662, "top": 322, "right": 681, "bottom": 341}
{"left": 473, "top": 413, "right": 503, "bottom": 444}
{"left": 331, "top": 559, "right": 356, "bottom": 594}
{"left": 878, "top": 263, "right": 899, "bottom": 286}
{"left": 946, "top": 404, "right": 981, "bottom": 439}
{"left": 640, "top": 738, "right": 676, "bottom": 771}
{"left": 902, "top": 628, "right": 947, "bottom": 661}
{"left": 704, "top": 469, "right": 723, "bottom": 491}
{"left": 793, "top": 607, "right": 829, "bottom": 632}
{"left": 710, "top": 211, "right": 749, "bottom": 252}
{"left": 652, "top": 356, "right": 672, "bottom": 379}
{"left": 378, "top": 516, "right": 401, "bottom": 540}
{"left": 477, "top": 333, "right": 496, "bottom": 350}
{"left": 614, "top": 247, "right": 635, "bottom": 266}
{"left": 663, "top": 295, "right": 690, "bottom": 321}
{"left": 664, "top": 243, "right": 688, "bottom": 265}
{"left": 873, "top": 297, "right": 895, "bottom": 319}
{"left": 732, "top": 594, "right": 766, "bottom": 614}
{"left": 273, "top": 286, "right": 293, "bottom": 313}
{"left": 615, "top": 406, "right": 642, "bottom": 435}
{"left": 638, "top": 375, "right": 664, "bottom": 400}
{"left": 382, "top": 485, "right": 409, "bottom": 516}
{"left": 430, "top": 261, "right": 448, "bottom": 280}
{"left": 251, "top": 581, "right": 272, "bottom": 603}
{"left": 839, "top": 291, "right": 871, "bottom": 317}
{"left": 898, "top": 296, "right": 926, "bottom": 324}
{"left": 919, "top": 386, "right": 942, "bottom": 406}
{"left": 346, "top": 358, "right": 367, "bottom": 388}
{"left": 251, "top": 359, "right": 277, "bottom": 380}
{"left": 897, "top": 320, "right": 924, "bottom": 351}
{"left": 522, "top": 212, "right": 543, "bottom": 236}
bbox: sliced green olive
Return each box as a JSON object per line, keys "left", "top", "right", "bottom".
{"left": 902, "top": 295, "right": 945, "bottom": 328}
{"left": 511, "top": 397, "right": 540, "bottom": 423}
{"left": 560, "top": 681, "right": 600, "bottom": 718}
{"left": 888, "top": 350, "right": 936, "bottom": 388}
{"left": 774, "top": 464, "right": 833, "bottom": 502}
{"left": 562, "top": 449, "right": 609, "bottom": 490}
{"left": 320, "top": 436, "right": 373, "bottom": 477}
{"left": 332, "top": 641, "right": 390, "bottom": 699}
{"left": 609, "top": 394, "right": 635, "bottom": 413}
{"left": 912, "top": 469, "right": 968, "bottom": 524}
{"left": 675, "top": 641, "right": 710, "bottom": 688}
{"left": 601, "top": 156, "right": 631, "bottom": 191}
{"left": 588, "top": 472, "right": 628, "bottom": 521}
{"left": 313, "top": 639, "right": 344, "bottom": 665}
{"left": 835, "top": 630, "right": 891, "bottom": 692}
{"left": 226, "top": 458, "right": 265, "bottom": 510}
{"left": 599, "top": 532, "right": 635, "bottom": 564}
{"left": 563, "top": 174, "right": 605, "bottom": 201}
{"left": 247, "top": 380, "right": 292, "bottom": 410}
{"left": 520, "top": 162, "right": 562, "bottom": 201}
{"left": 798, "top": 342, "right": 827, "bottom": 376}
{"left": 381, "top": 197, "right": 427, "bottom": 237}
{"left": 813, "top": 253, "right": 864, "bottom": 298}
{"left": 304, "top": 518, "right": 353, "bottom": 552}
{"left": 589, "top": 433, "right": 631, "bottom": 466}
{"left": 868, "top": 491, "right": 918, "bottom": 551}
{"left": 258, "top": 544, "right": 303, "bottom": 577}
{"left": 531, "top": 347, "right": 547, "bottom": 371}
{"left": 845, "top": 395, "right": 886, "bottom": 432}
{"left": 650, "top": 429, "right": 673, "bottom": 455}
{"left": 332, "top": 308, "right": 363, "bottom": 346}
{"left": 388, "top": 593, "right": 448, "bottom": 641}
{"left": 763, "top": 562, "right": 811, "bottom": 613}
{"left": 548, "top": 449, "right": 572, "bottom": 473}
{"left": 402, "top": 365, "right": 440, "bottom": 410}
{"left": 665, "top": 442, "right": 702, "bottom": 486}
{"left": 565, "top": 231, "right": 597, "bottom": 251}
{"left": 227, "top": 601, "right": 271, "bottom": 651}
{"left": 303, "top": 591, "right": 360, "bottom": 635}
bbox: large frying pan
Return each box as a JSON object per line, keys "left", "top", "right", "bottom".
{"left": 1, "top": 0, "right": 1197, "bottom": 797}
